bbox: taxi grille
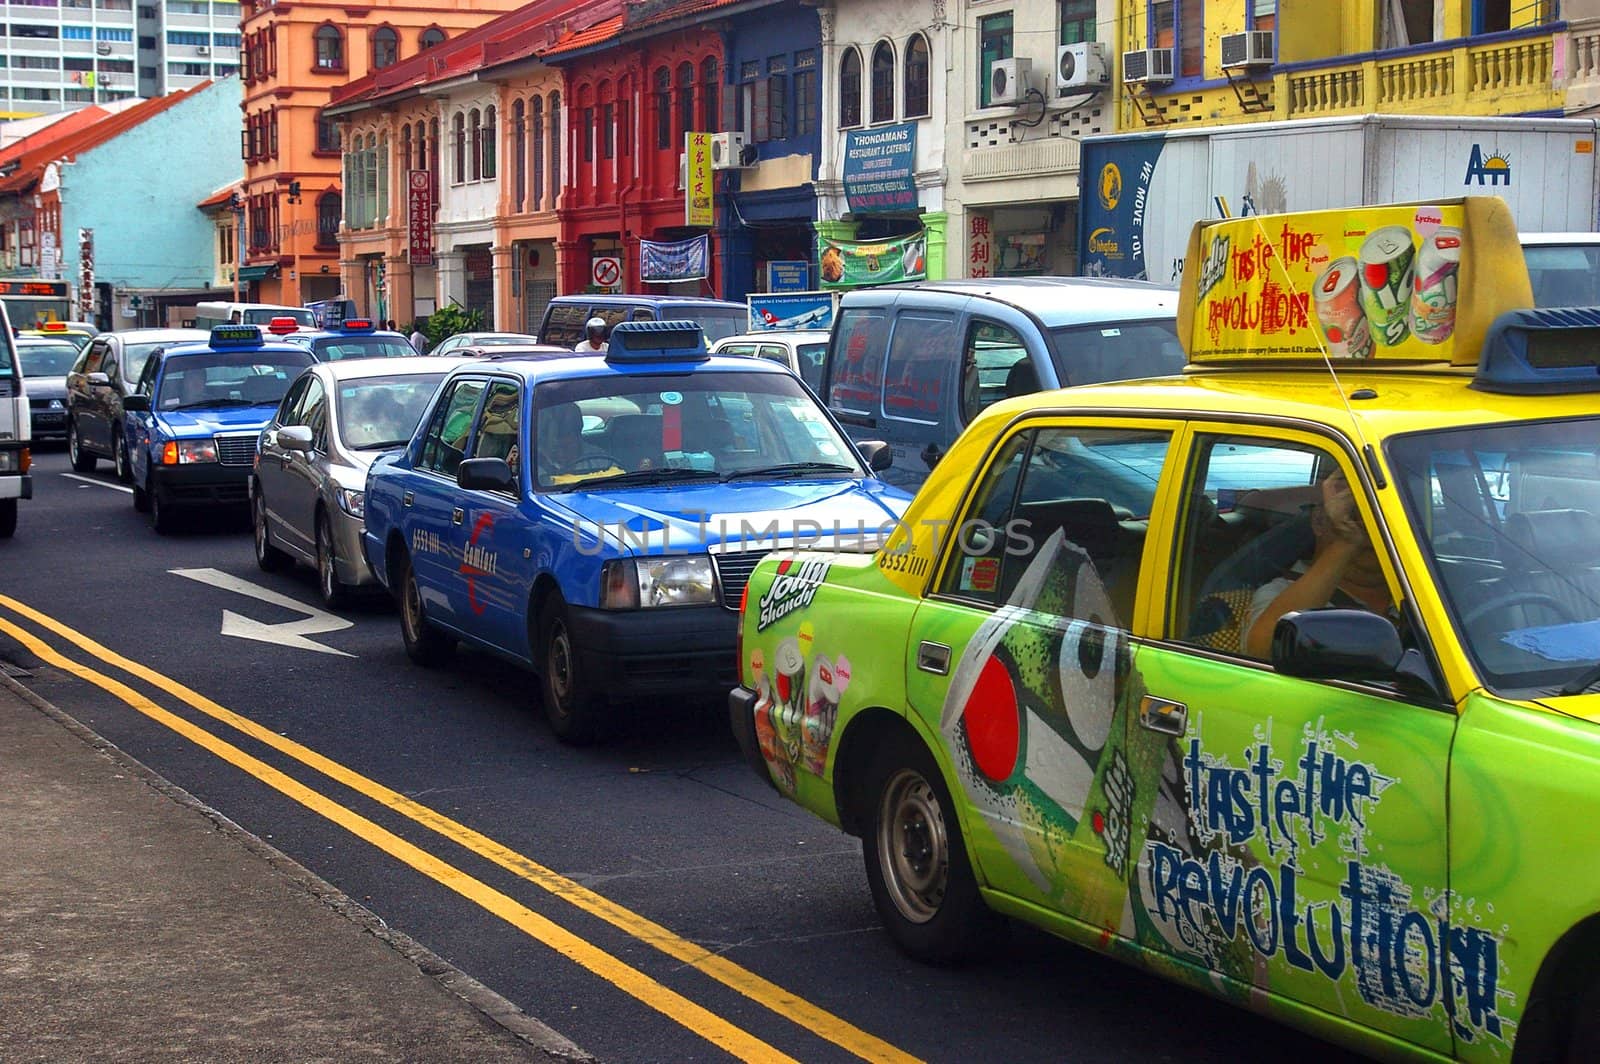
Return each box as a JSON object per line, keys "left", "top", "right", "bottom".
{"left": 713, "top": 550, "right": 770, "bottom": 610}
{"left": 215, "top": 433, "right": 258, "bottom": 467}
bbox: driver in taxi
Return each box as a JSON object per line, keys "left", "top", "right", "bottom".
{"left": 536, "top": 402, "right": 621, "bottom": 486}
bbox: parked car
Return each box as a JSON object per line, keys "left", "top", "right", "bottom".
{"left": 123, "top": 325, "right": 313, "bottom": 531}
{"left": 15, "top": 336, "right": 81, "bottom": 441}
{"left": 65, "top": 328, "right": 207, "bottom": 481}
{"left": 21, "top": 321, "right": 93, "bottom": 352}
{"left": 821, "top": 277, "right": 1182, "bottom": 489}
{"left": 428, "top": 331, "right": 539, "bottom": 356}
{"left": 1520, "top": 232, "right": 1600, "bottom": 307}
{"left": 535, "top": 294, "right": 748, "bottom": 348}
{"left": 279, "top": 319, "right": 418, "bottom": 361}
{"left": 253, "top": 357, "right": 457, "bottom": 607}
{"left": 711, "top": 330, "right": 828, "bottom": 394}
{"left": 0, "top": 328, "right": 29, "bottom": 537}
{"left": 362, "top": 320, "right": 910, "bottom": 744}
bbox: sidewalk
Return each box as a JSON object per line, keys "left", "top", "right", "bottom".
{"left": 0, "top": 676, "right": 593, "bottom": 1063}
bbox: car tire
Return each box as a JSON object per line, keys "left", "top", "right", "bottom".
{"left": 316, "top": 511, "right": 350, "bottom": 609}
{"left": 862, "top": 729, "right": 1000, "bottom": 964}
{"left": 112, "top": 427, "right": 132, "bottom": 484}
{"left": 149, "top": 483, "right": 177, "bottom": 534}
{"left": 537, "top": 595, "right": 606, "bottom": 745}
{"left": 0, "top": 498, "right": 16, "bottom": 538}
{"left": 132, "top": 474, "right": 151, "bottom": 514}
{"left": 68, "top": 419, "right": 96, "bottom": 472}
{"left": 252, "top": 491, "right": 290, "bottom": 572}
{"left": 399, "top": 551, "right": 454, "bottom": 666}
{"left": 1566, "top": 980, "right": 1600, "bottom": 1063}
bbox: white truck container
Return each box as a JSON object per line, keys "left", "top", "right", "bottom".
{"left": 1079, "top": 114, "right": 1600, "bottom": 286}
{"left": 0, "top": 303, "right": 30, "bottom": 537}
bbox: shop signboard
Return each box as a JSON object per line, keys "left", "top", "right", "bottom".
{"left": 819, "top": 231, "right": 926, "bottom": 289}
{"left": 407, "top": 170, "right": 434, "bottom": 267}
{"left": 685, "top": 132, "right": 714, "bottom": 227}
{"left": 766, "top": 260, "right": 811, "bottom": 293}
{"left": 842, "top": 123, "right": 917, "bottom": 214}
{"left": 748, "top": 291, "right": 838, "bottom": 332}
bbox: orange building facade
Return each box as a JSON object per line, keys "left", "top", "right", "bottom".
{"left": 238, "top": 0, "right": 522, "bottom": 307}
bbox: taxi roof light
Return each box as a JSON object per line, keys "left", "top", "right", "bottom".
{"left": 208, "top": 323, "right": 265, "bottom": 348}
{"left": 604, "top": 320, "right": 709, "bottom": 363}
{"left": 39, "top": 321, "right": 68, "bottom": 332}
{"left": 341, "top": 318, "right": 375, "bottom": 332}
{"left": 266, "top": 316, "right": 301, "bottom": 335}
{"left": 1472, "top": 306, "right": 1600, "bottom": 395}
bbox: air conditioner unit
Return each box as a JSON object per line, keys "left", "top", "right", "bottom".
{"left": 709, "top": 131, "right": 749, "bottom": 170}
{"left": 1220, "top": 31, "right": 1274, "bottom": 69}
{"left": 1122, "top": 48, "right": 1174, "bottom": 84}
{"left": 95, "top": 43, "right": 112, "bottom": 56}
{"left": 987, "top": 56, "right": 1031, "bottom": 107}
{"left": 196, "top": 45, "right": 210, "bottom": 55}
{"left": 1056, "top": 42, "right": 1110, "bottom": 91}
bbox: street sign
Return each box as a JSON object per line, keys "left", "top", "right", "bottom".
{"left": 591, "top": 256, "right": 622, "bottom": 291}
{"left": 407, "top": 169, "right": 434, "bottom": 266}
{"left": 766, "top": 261, "right": 810, "bottom": 293}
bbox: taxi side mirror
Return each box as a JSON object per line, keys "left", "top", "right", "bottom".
{"left": 457, "top": 457, "right": 514, "bottom": 492}
{"left": 858, "top": 439, "right": 893, "bottom": 473}
{"left": 1271, "top": 609, "right": 1440, "bottom": 700}
{"left": 122, "top": 395, "right": 149, "bottom": 413}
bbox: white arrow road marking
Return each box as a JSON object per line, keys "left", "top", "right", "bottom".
{"left": 170, "top": 567, "right": 354, "bottom": 657}
{"left": 61, "top": 472, "right": 133, "bottom": 495}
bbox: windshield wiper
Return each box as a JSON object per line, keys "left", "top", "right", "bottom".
{"left": 583, "top": 466, "right": 721, "bottom": 488}
{"left": 1560, "top": 661, "right": 1600, "bottom": 697}
{"left": 175, "top": 397, "right": 256, "bottom": 409}
{"left": 723, "top": 461, "right": 857, "bottom": 481}
{"left": 354, "top": 439, "right": 411, "bottom": 450}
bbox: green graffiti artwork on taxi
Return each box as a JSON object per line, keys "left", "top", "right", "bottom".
{"left": 729, "top": 198, "right": 1600, "bottom": 1062}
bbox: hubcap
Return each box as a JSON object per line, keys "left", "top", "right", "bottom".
{"left": 68, "top": 425, "right": 79, "bottom": 461}
{"left": 403, "top": 572, "right": 424, "bottom": 640}
{"left": 254, "top": 498, "right": 267, "bottom": 557}
{"left": 877, "top": 768, "right": 948, "bottom": 925}
{"left": 547, "top": 621, "right": 573, "bottom": 709}
{"left": 318, "top": 523, "right": 336, "bottom": 598}
{"left": 115, "top": 436, "right": 127, "bottom": 478}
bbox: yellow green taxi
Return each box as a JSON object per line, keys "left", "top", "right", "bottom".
{"left": 22, "top": 321, "right": 94, "bottom": 352}
{"left": 729, "top": 199, "right": 1600, "bottom": 1061}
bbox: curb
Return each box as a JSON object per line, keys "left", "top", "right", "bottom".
{"left": 0, "top": 670, "right": 598, "bottom": 1064}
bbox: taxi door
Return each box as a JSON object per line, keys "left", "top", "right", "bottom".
{"left": 443, "top": 378, "right": 537, "bottom": 654}
{"left": 1128, "top": 425, "right": 1458, "bottom": 1056}
{"left": 904, "top": 416, "right": 1180, "bottom": 928}
{"left": 403, "top": 376, "right": 490, "bottom": 631}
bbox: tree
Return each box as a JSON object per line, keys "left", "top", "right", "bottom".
{"left": 424, "top": 303, "right": 484, "bottom": 348}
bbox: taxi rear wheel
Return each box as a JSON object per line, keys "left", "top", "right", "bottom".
{"left": 399, "top": 552, "right": 454, "bottom": 666}
{"left": 862, "top": 731, "right": 998, "bottom": 964}
{"left": 537, "top": 597, "right": 605, "bottom": 745}
{"left": 68, "top": 419, "right": 96, "bottom": 473}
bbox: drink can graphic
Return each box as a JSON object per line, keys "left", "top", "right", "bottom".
{"left": 753, "top": 675, "right": 778, "bottom": 764}
{"left": 773, "top": 637, "right": 807, "bottom": 770}
{"left": 803, "top": 655, "right": 842, "bottom": 774}
{"left": 1313, "top": 256, "right": 1374, "bottom": 359}
{"left": 1410, "top": 227, "right": 1462, "bottom": 344}
{"left": 1357, "top": 226, "right": 1416, "bottom": 347}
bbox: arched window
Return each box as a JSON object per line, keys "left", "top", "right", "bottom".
{"left": 314, "top": 24, "right": 343, "bottom": 70}
{"left": 452, "top": 111, "right": 465, "bottom": 183}
{"left": 414, "top": 120, "right": 426, "bottom": 171}
{"left": 904, "top": 33, "right": 930, "bottom": 119}
{"left": 316, "top": 191, "right": 340, "bottom": 248}
{"left": 530, "top": 97, "right": 544, "bottom": 209}
{"left": 653, "top": 67, "right": 672, "bottom": 150}
{"left": 701, "top": 56, "right": 719, "bottom": 132}
{"left": 548, "top": 92, "right": 560, "bottom": 200}
{"left": 400, "top": 124, "right": 411, "bottom": 179}
{"left": 372, "top": 26, "right": 398, "bottom": 70}
{"left": 838, "top": 47, "right": 862, "bottom": 128}
{"left": 512, "top": 99, "right": 526, "bottom": 211}
{"left": 482, "top": 105, "right": 496, "bottom": 180}
{"left": 870, "top": 40, "right": 895, "bottom": 123}
{"left": 429, "top": 116, "right": 440, "bottom": 183}
{"left": 676, "top": 61, "right": 694, "bottom": 138}
{"left": 376, "top": 132, "right": 388, "bottom": 223}
{"left": 469, "top": 108, "right": 482, "bottom": 181}
{"left": 419, "top": 26, "right": 445, "bottom": 50}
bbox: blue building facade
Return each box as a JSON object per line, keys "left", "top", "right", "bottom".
{"left": 60, "top": 77, "right": 242, "bottom": 320}
{"left": 716, "top": 4, "right": 822, "bottom": 305}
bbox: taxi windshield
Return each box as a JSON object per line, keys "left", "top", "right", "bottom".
{"left": 533, "top": 370, "right": 861, "bottom": 491}
{"left": 157, "top": 351, "right": 311, "bottom": 411}
{"left": 1388, "top": 417, "right": 1600, "bottom": 695}
{"left": 313, "top": 336, "right": 416, "bottom": 361}
{"left": 337, "top": 373, "right": 446, "bottom": 450}
{"left": 17, "top": 341, "right": 78, "bottom": 377}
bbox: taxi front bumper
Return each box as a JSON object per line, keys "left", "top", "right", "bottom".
{"left": 728, "top": 685, "right": 772, "bottom": 788}
{"left": 149, "top": 462, "right": 251, "bottom": 508}
{"left": 567, "top": 603, "right": 737, "bottom": 703}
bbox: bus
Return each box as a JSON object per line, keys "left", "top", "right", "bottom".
{"left": 194, "top": 301, "right": 315, "bottom": 330}
{"left": 0, "top": 279, "right": 73, "bottom": 329}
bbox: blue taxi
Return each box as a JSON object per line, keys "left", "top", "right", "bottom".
{"left": 281, "top": 318, "right": 418, "bottom": 361}
{"left": 123, "top": 324, "right": 313, "bottom": 532}
{"left": 362, "top": 320, "right": 911, "bottom": 743}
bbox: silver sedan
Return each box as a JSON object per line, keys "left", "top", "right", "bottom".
{"left": 251, "top": 357, "right": 457, "bottom": 608}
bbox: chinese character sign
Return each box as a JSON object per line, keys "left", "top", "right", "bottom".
{"left": 686, "top": 133, "right": 714, "bottom": 228}
{"left": 78, "top": 227, "right": 95, "bottom": 320}
{"left": 407, "top": 170, "right": 434, "bottom": 267}
{"left": 969, "top": 214, "right": 993, "bottom": 279}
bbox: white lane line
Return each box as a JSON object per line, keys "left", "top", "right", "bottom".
{"left": 170, "top": 567, "right": 355, "bottom": 657}
{"left": 61, "top": 472, "right": 133, "bottom": 495}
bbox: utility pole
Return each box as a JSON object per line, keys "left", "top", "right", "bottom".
{"left": 230, "top": 190, "right": 245, "bottom": 303}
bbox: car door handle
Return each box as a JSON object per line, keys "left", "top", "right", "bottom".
{"left": 1138, "top": 696, "right": 1188, "bottom": 737}
{"left": 402, "top": 491, "right": 414, "bottom": 507}
{"left": 278, "top": 452, "right": 292, "bottom": 467}
{"left": 451, "top": 507, "right": 464, "bottom": 525}
{"left": 916, "top": 641, "right": 951, "bottom": 675}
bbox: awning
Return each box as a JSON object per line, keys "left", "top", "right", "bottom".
{"left": 236, "top": 264, "right": 278, "bottom": 282}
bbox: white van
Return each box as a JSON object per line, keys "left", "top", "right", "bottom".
{"left": 193, "top": 301, "right": 315, "bottom": 330}
{"left": 0, "top": 307, "right": 31, "bottom": 537}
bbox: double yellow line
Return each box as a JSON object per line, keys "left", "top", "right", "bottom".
{"left": 0, "top": 592, "right": 917, "bottom": 1064}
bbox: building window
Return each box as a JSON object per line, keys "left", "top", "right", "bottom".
{"left": 548, "top": 92, "right": 560, "bottom": 197}
{"left": 316, "top": 191, "right": 340, "bottom": 248}
{"left": 870, "top": 41, "right": 894, "bottom": 124}
{"left": 618, "top": 97, "right": 630, "bottom": 158}
{"left": 676, "top": 61, "right": 694, "bottom": 138}
{"left": 978, "top": 12, "right": 1013, "bottom": 107}
{"left": 654, "top": 67, "right": 672, "bottom": 149}
{"left": 1059, "top": 0, "right": 1095, "bottom": 44}
{"left": 419, "top": 26, "right": 445, "bottom": 50}
{"left": 372, "top": 26, "right": 398, "bottom": 70}
{"left": 582, "top": 106, "right": 594, "bottom": 162}
{"left": 531, "top": 97, "right": 545, "bottom": 209}
{"left": 838, "top": 46, "right": 862, "bottom": 128}
{"left": 602, "top": 101, "right": 615, "bottom": 159}
{"left": 316, "top": 115, "right": 339, "bottom": 153}
{"left": 313, "top": 25, "right": 343, "bottom": 71}
{"left": 701, "top": 56, "right": 719, "bottom": 132}
{"left": 768, "top": 62, "right": 788, "bottom": 140}
{"left": 482, "top": 105, "right": 496, "bottom": 179}
{"left": 1250, "top": 0, "right": 1276, "bottom": 34}
{"left": 268, "top": 107, "right": 278, "bottom": 156}
{"left": 452, "top": 112, "right": 466, "bottom": 182}
{"left": 904, "top": 34, "right": 930, "bottom": 118}
{"left": 512, "top": 99, "right": 526, "bottom": 211}
{"left": 468, "top": 109, "right": 482, "bottom": 181}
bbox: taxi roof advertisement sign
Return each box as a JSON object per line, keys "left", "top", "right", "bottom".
{"left": 1176, "top": 196, "right": 1533, "bottom": 367}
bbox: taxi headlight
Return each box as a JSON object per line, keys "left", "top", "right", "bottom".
{"left": 176, "top": 439, "right": 218, "bottom": 464}
{"left": 600, "top": 556, "right": 718, "bottom": 608}
{"left": 336, "top": 487, "right": 364, "bottom": 518}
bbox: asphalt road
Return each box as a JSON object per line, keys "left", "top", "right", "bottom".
{"left": 0, "top": 446, "right": 1355, "bottom": 1063}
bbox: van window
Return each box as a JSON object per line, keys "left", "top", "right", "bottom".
{"left": 828, "top": 308, "right": 888, "bottom": 415}
{"left": 1524, "top": 243, "right": 1600, "bottom": 307}
{"left": 961, "top": 320, "right": 1035, "bottom": 422}
{"left": 883, "top": 313, "right": 956, "bottom": 424}
{"left": 661, "top": 306, "right": 744, "bottom": 343}
{"left": 541, "top": 302, "right": 593, "bottom": 346}
{"left": 1049, "top": 319, "right": 1184, "bottom": 387}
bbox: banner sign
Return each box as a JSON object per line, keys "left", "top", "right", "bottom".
{"left": 748, "top": 291, "right": 837, "bottom": 332}
{"left": 407, "top": 170, "right": 433, "bottom": 267}
{"left": 819, "top": 231, "right": 926, "bottom": 289}
{"left": 685, "top": 132, "right": 714, "bottom": 227}
{"left": 1177, "top": 197, "right": 1532, "bottom": 367}
{"left": 640, "top": 235, "right": 709, "bottom": 283}
{"left": 843, "top": 123, "right": 917, "bottom": 213}
{"left": 766, "top": 260, "right": 810, "bottom": 293}
{"left": 77, "top": 227, "right": 94, "bottom": 321}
